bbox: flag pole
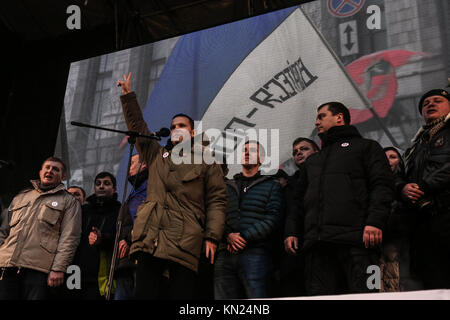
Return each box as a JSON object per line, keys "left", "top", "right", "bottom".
{"left": 299, "top": 6, "right": 399, "bottom": 147}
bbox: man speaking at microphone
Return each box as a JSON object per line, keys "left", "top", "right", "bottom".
{"left": 118, "top": 72, "right": 227, "bottom": 299}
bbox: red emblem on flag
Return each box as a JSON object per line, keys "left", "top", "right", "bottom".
{"left": 346, "top": 50, "right": 426, "bottom": 124}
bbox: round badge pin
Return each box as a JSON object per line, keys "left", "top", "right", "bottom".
{"left": 51, "top": 201, "right": 58, "bottom": 207}
{"left": 341, "top": 142, "right": 350, "bottom": 147}
{"left": 163, "top": 152, "right": 169, "bottom": 158}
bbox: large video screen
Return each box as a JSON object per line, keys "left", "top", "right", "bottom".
{"left": 58, "top": 0, "right": 450, "bottom": 197}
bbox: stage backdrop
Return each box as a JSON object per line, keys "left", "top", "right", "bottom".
{"left": 60, "top": 0, "right": 449, "bottom": 199}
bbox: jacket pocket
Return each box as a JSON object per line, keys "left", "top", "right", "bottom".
{"left": 164, "top": 208, "right": 184, "bottom": 244}
{"left": 38, "top": 203, "right": 63, "bottom": 253}
{"left": 8, "top": 202, "right": 30, "bottom": 228}
{"left": 132, "top": 201, "right": 156, "bottom": 243}
{"left": 180, "top": 167, "right": 204, "bottom": 209}
{"left": 178, "top": 215, "right": 203, "bottom": 259}
{"left": 181, "top": 166, "right": 203, "bottom": 182}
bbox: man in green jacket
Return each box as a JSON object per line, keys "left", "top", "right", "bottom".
{"left": 118, "top": 72, "right": 227, "bottom": 299}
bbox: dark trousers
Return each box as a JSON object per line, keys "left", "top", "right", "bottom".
{"left": 114, "top": 273, "right": 135, "bottom": 300}
{"left": 134, "top": 252, "right": 196, "bottom": 300}
{"left": 279, "top": 251, "right": 305, "bottom": 297}
{"left": 0, "top": 268, "right": 48, "bottom": 300}
{"left": 80, "top": 282, "right": 103, "bottom": 300}
{"left": 304, "top": 242, "right": 379, "bottom": 296}
{"left": 195, "top": 255, "right": 214, "bottom": 299}
{"left": 412, "top": 213, "right": 450, "bottom": 289}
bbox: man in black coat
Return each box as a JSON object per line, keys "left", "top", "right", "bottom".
{"left": 397, "top": 88, "right": 450, "bottom": 289}
{"left": 287, "top": 102, "right": 394, "bottom": 295}
{"left": 74, "top": 171, "right": 121, "bottom": 300}
{"left": 278, "top": 137, "right": 319, "bottom": 297}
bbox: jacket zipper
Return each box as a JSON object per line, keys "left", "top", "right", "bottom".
{"left": 229, "top": 176, "right": 269, "bottom": 231}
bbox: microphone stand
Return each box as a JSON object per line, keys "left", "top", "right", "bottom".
{"left": 71, "top": 121, "right": 160, "bottom": 300}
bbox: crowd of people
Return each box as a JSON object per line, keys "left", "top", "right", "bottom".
{"left": 0, "top": 72, "right": 448, "bottom": 300}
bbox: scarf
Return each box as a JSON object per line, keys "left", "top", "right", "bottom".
{"left": 420, "top": 116, "right": 447, "bottom": 143}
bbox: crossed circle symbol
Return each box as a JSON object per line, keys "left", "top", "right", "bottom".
{"left": 328, "top": 0, "right": 364, "bottom": 17}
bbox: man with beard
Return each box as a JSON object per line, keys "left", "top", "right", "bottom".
{"left": 214, "top": 141, "right": 282, "bottom": 299}
{"left": 289, "top": 102, "right": 394, "bottom": 295}
{"left": 0, "top": 157, "right": 81, "bottom": 300}
{"left": 398, "top": 88, "right": 450, "bottom": 289}
{"left": 118, "top": 72, "right": 226, "bottom": 299}
{"left": 74, "top": 172, "right": 121, "bottom": 299}
{"left": 114, "top": 151, "right": 148, "bottom": 300}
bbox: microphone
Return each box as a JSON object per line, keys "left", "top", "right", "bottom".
{"left": 70, "top": 121, "right": 90, "bottom": 128}
{"left": 155, "top": 127, "right": 170, "bottom": 138}
{"left": 70, "top": 121, "right": 170, "bottom": 139}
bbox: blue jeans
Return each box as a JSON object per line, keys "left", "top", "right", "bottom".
{"left": 214, "top": 247, "right": 272, "bottom": 299}
{"left": 114, "top": 273, "right": 135, "bottom": 300}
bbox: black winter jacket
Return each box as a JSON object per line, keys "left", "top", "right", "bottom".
{"left": 73, "top": 194, "right": 121, "bottom": 283}
{"left": 284, "top": 170, "right": 303, "bottom": 239}
{"left": 289, "top": 125, "right": 394, "bottom": 249}
{"left": 398, "top": 114, "right": 450, "bottom": 216}
{"left": 220, "top": 173, "right": 283, "bottom": 250}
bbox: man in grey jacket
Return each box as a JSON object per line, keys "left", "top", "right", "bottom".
{"left": 0, "top": 157, "right": 82, "bottom": 300}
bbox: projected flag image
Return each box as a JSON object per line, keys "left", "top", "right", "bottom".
{"left": 60, "top": 0, "right": 448, "bottom": 198}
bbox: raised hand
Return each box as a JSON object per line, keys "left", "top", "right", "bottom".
{"left": 117, "top": 72, "right": 132, "bottom": 95}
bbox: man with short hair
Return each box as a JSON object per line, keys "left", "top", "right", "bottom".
{"left": 284, "top": 137, "right": 320, "bottom": 255}
{"left": 68, "top": 186, "right": 86, "bottom": 205}
{"left": 214, "top": 140, "right": 282, "bottom": 299}
{"left": 279, "top": 137, "right": 319, "bottom": 297}
{"left": 118, "top": 72, "right": 227, "bottom": 299}
{"left": 398, "top": 89, "right": 450, "bottom": 289}
{"left": 0, "top": 157, "right": 82, "bottom": 300}
{"left": 289, "top": 102, "right": 394, "bottom": 295}
{"left": 74, "top": 171, "right": 121, "bottom": 299}
{"left": 291, "top": 138, "right": 320, "bottom": 168}
{"left": 114, "top": 151, "right": 148, "bottom": 300}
